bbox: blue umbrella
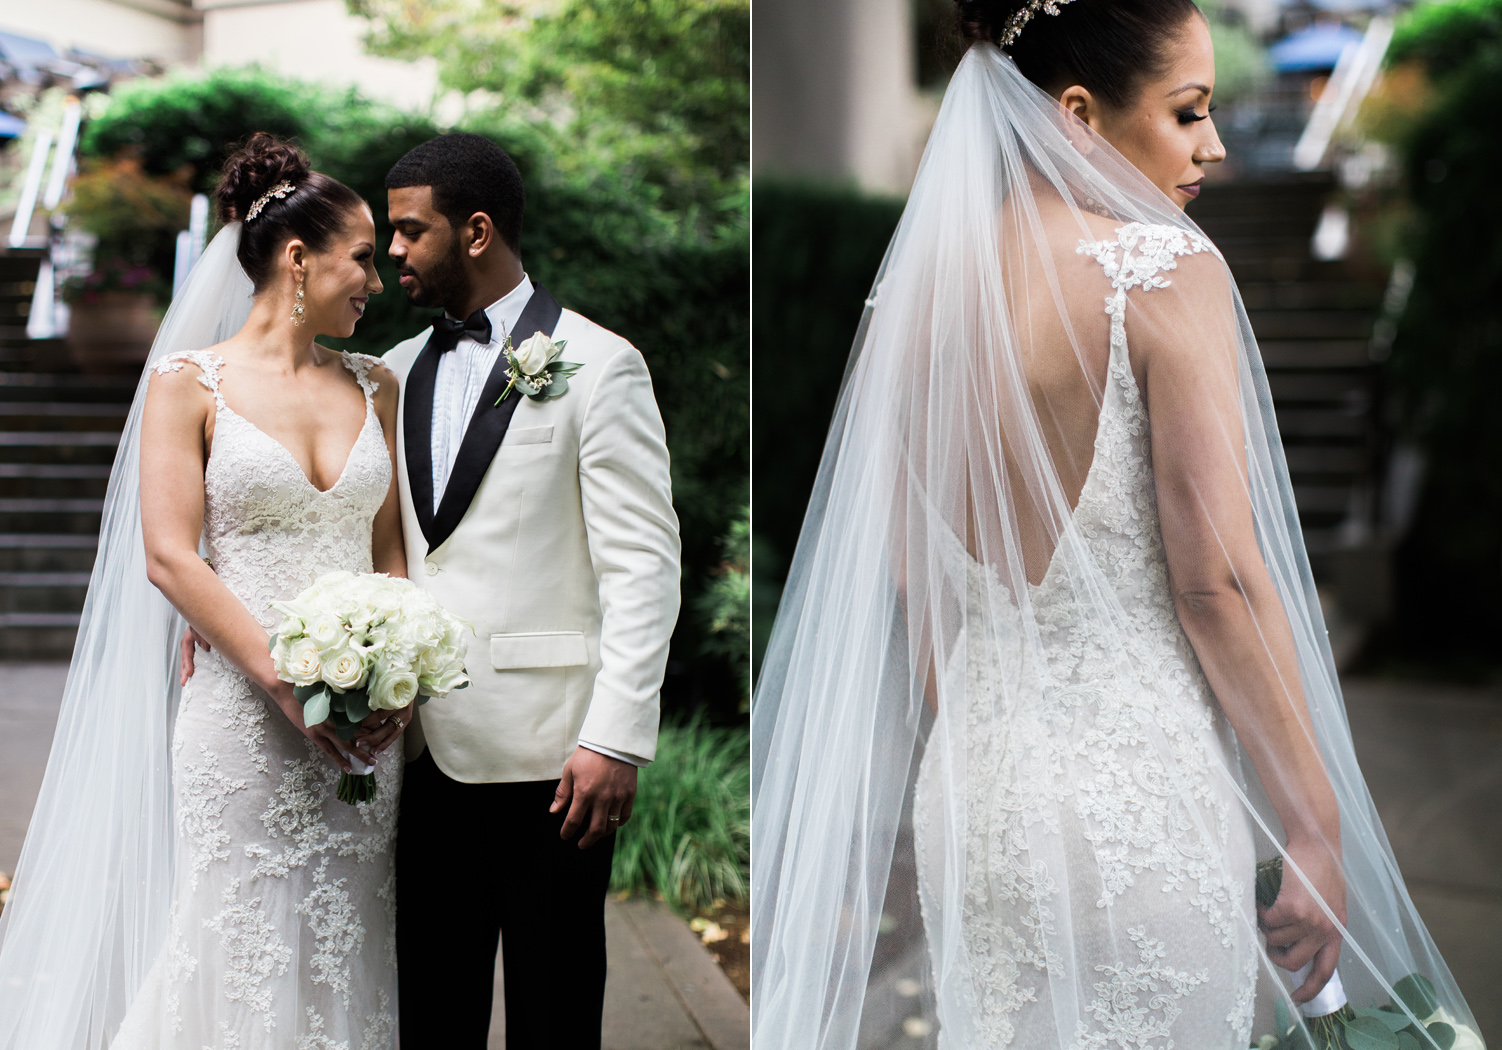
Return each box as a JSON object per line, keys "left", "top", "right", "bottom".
{"left": 1269, "top": 22, "right": 1365, "bottom": 73}
{"left": 0, "top": 112, "right": 24, "bottom": 139}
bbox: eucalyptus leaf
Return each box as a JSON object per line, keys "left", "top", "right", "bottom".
{"left": 336, "top": 721, "right": 359, "bottom": 741}
{"left": 293, "top": 682, "right": 322, "bottom": 702}
{"left": 545, "top": 375, "right": 569, "bottom": 399}
{"left": 303, "top": 689, "right": 330, "bottom": 727}
{"left": 344, "top": 688, "right": 372, "bottom": 723}
{"left": 1277, "top": 999, "right": 1292, "bottom": 1038}
{"left": 1397, "top": 1033, "right": 1421, "bottom": 1050}
{"left": 1356, "top": 1008, "right": 1414, "bottom": 1034}
{"left": 330, "top": 692, "right": 346, "bottom": 715}
{"left": 1344, "top": 1016, "right": 1401, "bottom": 1050}
{"left": 1424, "top": 1023, "right": 1455, "bottom": 1050}
{"left": 267, "top": 632, "right": 279, "bottom": 652}
{"left": 1393, "top": 975, "right": 1439, "bottom": 1019}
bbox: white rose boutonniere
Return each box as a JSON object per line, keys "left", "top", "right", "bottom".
{"left": 494, "top": 331, "right": 581, "bottom": 405}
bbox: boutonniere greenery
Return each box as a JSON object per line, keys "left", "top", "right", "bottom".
{"left": 494, "top": 331, "right": 582, "bottom": 405}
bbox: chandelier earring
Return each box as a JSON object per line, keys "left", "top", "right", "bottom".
{"left": 291, "top": 279, "right": 306, "bottom": 327}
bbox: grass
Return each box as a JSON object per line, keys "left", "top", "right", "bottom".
{"left": 610, "top": 716, "right": 749, "bottom": 913}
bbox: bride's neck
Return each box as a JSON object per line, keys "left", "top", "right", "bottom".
{"left": 236, "top": 295, "right": 328, "bottom": 371}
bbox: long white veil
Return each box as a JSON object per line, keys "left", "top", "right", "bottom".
{"left": 0, "top": 225, "right": 253, "bottom": 1048}
{"left": 751, "top": 45, "right": 1479, "bottom": 1049}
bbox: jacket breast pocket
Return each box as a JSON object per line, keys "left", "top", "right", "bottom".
{"left": 490, "top": 631, "right": 588, "bottom": 669}
{"left": 501, "top": 425, "right": 554, "bottom": 447}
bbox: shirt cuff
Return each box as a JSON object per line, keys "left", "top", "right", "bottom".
{"left": 578, "top": 739, "right": 650, "bottom": 767}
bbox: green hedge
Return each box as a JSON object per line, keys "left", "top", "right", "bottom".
{"left": 750, "top": 181, "right": 903, "bottom": 672}
{"left": 82, "top": 68, "right": 749, "bottom": 712}
{"left": 1379, "top": 1, "right": 1502, "bottom": 669}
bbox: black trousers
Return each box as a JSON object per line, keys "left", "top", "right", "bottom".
{"left": 396, "top": 752, "right": 615, "bottom": 1050}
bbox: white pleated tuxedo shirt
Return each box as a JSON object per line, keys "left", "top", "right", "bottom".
{"left": 428, "top": 274, "right": 648, "bottom": 768}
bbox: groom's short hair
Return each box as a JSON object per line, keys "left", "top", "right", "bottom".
{"left": 386, "top": 133, "right": 525, "bottom": 254}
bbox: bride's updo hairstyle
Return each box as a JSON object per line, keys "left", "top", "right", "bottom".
{"left": 215, "top": 132, "right": 365, "bottom": 292}
{"left": 955, "top": 0, "right": 1202, "bottom": 109}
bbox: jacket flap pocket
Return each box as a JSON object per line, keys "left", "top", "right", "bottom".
{"left": 501, "top": 425, "right": 554, "bottom": 447}
{"left": 490, "top": 631, "right": 587, "bottom": 669}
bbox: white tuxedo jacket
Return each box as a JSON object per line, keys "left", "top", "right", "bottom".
{"left": 384, "top": 288, "right": 680, "bottom": 783}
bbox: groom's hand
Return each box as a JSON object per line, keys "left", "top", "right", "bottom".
{"left": 551, "top": 747, "right": 637, "bottom": 849}
{"left": 178, "top": 626, "right": 211, "bottom": 685}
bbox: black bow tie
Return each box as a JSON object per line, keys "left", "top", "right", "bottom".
{"left": 429, "top": 309, "right": 493, "bottom": 354}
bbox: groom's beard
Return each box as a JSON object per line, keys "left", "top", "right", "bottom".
{"left": 399, "top": 236, "right": 472, "bottom": 312}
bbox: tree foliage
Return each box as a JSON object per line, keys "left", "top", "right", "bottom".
{"left": 347, "top": 0, "right": 748, "bottom": 219}
{"left": 1377, "top": 0, "right": 1502, "bottom": 669}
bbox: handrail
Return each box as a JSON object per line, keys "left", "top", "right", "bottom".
{"left": 1293, "top": 16, "right": 1394, "bottom": 172}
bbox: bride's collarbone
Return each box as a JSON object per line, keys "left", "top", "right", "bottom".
{"left": 205, "top": 352, "right": 371, "bottom": 490}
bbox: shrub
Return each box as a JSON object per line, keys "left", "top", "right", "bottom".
{"left": 750, "top": 181, "right": 903, "bottom": 672}
{"left": 609, "top": 716, "right": 749, "bottom": 912}
{"left": 1377, "top": 0, "right": 1502, "bottom": 668}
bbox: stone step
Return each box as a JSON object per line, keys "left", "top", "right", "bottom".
{"left": 0, "top": 611, "right": 81, "bottom": 660}
{"left": 0, "top": 372, "right": 136, "bottom": 403}
{"left": 0, "top": 534, "right": 97, "bottom": 573}
{"left": 0, "top": 406, "right": 130, "bottom": 435}
{"left": 0, "top": 432, "right": 121, "bottom": 466}
{"left": 0, "top": 497, "right": 105, "bottom": 534}
{"left": 0, "top": 571, "right": 92, "bottom": 614}
{"left": 1267, "top": 371, "right": 1376, "bottom": 404}
{"left": 1259, "top": 339, "right": 1375, "bottom": 370}
{"left": 1275, "top": 409, "right": 1371, "bottom": 439}
{"left": 1238, "top": 283, "right": 1383, "bottom": 312}
{"left": 1248, "top": 310, "right": 1376, "bottom": 341}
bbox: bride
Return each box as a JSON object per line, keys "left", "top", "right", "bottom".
{"left": 0, "top": 134, "right": 407, "bottom": 1047}
{"left": 751, "top": 1, "right": 1482, "bottom": 1048}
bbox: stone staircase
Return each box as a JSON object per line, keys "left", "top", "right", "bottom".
{"left": 1192, "top": 173, "right": 1385, "bottom": 567}
{"left": 0, "top": 250, "right": 134, "bottom": 660}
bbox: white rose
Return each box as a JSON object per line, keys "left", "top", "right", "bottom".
{"left": 280, "top": 636, "right": 324, "bottom": 687}
{"left": 305, "top": 613, "right": 347, "bottom": 653}
{"left": 513, "top": 331, "right": 560, "bottom": 375}
{"left": 1422, "top": 1010, "right": 1485, "bottom": 1050}
{"left": 321, "top": 645, "right": 368, "bottom": 692}
{"left": 419, "top": 659, "right": 469, "bottom": 698}
{"left": 368, "top": 666, "right": 419, "bottom": 711}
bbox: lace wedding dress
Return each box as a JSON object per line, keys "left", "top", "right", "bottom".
{"left": 113, "top": 348, "right": 400, "bottom": 1050}
{"left": 912, "top": 225, "right": 1259, "bottom": 1048}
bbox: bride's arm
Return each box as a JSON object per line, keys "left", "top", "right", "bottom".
{"left": 368, "top": 363, "right": 407, "bottom": 579}
{"left": 139, "top": 365, "right": 366, "bottom": 772}
{"left": 1132, "top": 256, "right": 1344, "bottom": 1004}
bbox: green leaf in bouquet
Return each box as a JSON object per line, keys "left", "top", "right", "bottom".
{"left": 1277, "top": 1000, "right": 1293, "bottom": 1039}
{"left": 1356, "top": 1008, "right": 1415, "bottom": 1035}
{"left": 335, "top": 720, "right": 359, "bottom": 742}
{"left": 1424, "top": 1023, "right": 1455, "bottom": 1050}
{"left": 268, "top": 632, "right": 279, "bottom": 652}
{"left": 303, "top": 689, "right": 331, "bottom": 727}
{"left": 1397, "top": 1032, "right": 1422, "bottom": 1050}
{"left": 344, "top": 688, "right": 372, "bottom": 723}
{"left": 1392, "top": 975, "right": 1439, "bottom": 1019}
{"left": 294, "top": 683, "right": 323, "bottom": 703}
{"left": 1344, "top": 1017, "right": 1401, "bottom": 1050}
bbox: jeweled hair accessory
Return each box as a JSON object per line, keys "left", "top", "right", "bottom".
{"left": 245, "top": 180, "right": 296, "bottom": 222}
{"left": 999, "top": 0, "right": 1078, "bottom": 48}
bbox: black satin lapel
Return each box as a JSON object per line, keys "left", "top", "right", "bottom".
{"left": 403, "top": 333, "right": 442, "bottom": 544}
{"left": 429, "top": 285, "right": 564, "bottom": 552}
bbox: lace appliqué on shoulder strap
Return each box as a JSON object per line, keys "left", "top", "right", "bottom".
{"left": 153, "top": 350, "right": 228, "bottom": 409}
{"left": 339, "top": 351, "right": 384, "bottom": 403}
{"left": 1076, "top": 222, "right": 1218, "bottom": 295}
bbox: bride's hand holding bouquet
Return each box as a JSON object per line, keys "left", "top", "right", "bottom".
{"left": 269, "top": 570, "right": 472, "bottom": 803}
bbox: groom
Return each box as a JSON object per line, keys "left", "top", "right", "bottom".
{"left": 380, "top": 133, "right": 681, "bottom": 1048}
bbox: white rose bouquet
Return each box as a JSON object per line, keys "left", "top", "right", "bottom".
{"left": 269, "top": 571, "right": 471, "bottom": 804}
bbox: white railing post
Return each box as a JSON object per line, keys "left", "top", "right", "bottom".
{"left": 8, "top": 128, "right": 54, "bottom": 249}
{"left": 1293, "top": 17, "right": 1395, "bottom": 172}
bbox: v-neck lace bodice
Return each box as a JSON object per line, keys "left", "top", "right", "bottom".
{"left": 152, "top": 348, "right": 392, "bottom": 630}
